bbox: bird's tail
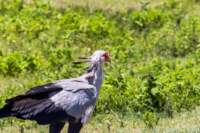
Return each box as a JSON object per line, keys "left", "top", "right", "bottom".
{"left": 0, "top": 108, "right": 9, "bottom": 118}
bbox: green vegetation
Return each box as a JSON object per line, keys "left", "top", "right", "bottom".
{"left": 1, "top": 0, "right": 200, "bottom": 132}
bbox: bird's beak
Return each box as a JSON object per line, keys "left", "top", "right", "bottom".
{"left": 105, "top": 58, "right": 111, "bottom": 66}
{"left": 104, "top": 54, "right": 111, "bottom": 64}
{"left": 106, "top": 57, "right": 111, "bottom": 63}
{"left": 72, "top": 57, "right": 90, "bottom": 64}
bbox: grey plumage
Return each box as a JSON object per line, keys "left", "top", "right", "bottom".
{"left": 0, "top": 50, "right": 110, "bottom": 133}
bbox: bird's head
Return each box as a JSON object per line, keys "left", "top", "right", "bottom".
{"left": 74, "top": 50, "right": 110, "bottom": 65}
{"left": 90, "top": 50, "right": 110, "bottom": 64}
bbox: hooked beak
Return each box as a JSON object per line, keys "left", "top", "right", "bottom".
{"left": 105, "top": 58, "right": 111, "bottom": 67}
{"left": 106, "top": 57, "right": 111, "bottom": 63}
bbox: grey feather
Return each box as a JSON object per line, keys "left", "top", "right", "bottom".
{"left": 50, "top": 61, "right": 103, "bottom": 123}
{"left": 51, "top": 80, "right": 97, "bottom": 121}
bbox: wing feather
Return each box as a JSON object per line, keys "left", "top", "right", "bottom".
{"left": 1, "top": 79, "right": 96, "bottom": 124}
{"left": 51, "top": 80, "right": 97, "bottom": 122}
{"left": 6, "top": 83, "right": 62, "bottom": 103}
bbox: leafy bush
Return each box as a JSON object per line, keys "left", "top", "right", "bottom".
{"left": 1, "top": 0, "right": 200, "bottom": 128}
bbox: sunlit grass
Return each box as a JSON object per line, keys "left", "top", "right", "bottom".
{"left": 1, "top": 0, "right": 200, "bottom": 132}
{"left": 26, "top": 0, "right": 168, "bottom": 12}
{"left": 1, "top": 107, "right": 200, "bottom": 133}
{"left": 84, "top": 108, "right": 200, "bottom": 133}
{"left": 50, "top": 0, "right": 200, "bottom": 15}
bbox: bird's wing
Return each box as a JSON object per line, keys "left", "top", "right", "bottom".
{"left": 1, "top": 79, "right": 96, "bottom": 124}
{"left": 51, "top": 79, "right": 97, "bottom": 122}
{"left": 26, "top": 82, "right": 62, "bottom": 95}
{"left": 1, "top": 82, "right": 66, "bottom": 124}
{"left": 6, "top": 82, "right": 63, "bottom": 103}
{"left": 54, "top": 78, "right": 96, "bottom": 92}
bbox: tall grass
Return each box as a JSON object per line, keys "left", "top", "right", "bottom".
{"left": 1, "top": 0, "right": 200, "bottom": 131}
{"left": 1, "top": 107, "right": 200, "bottom": 133}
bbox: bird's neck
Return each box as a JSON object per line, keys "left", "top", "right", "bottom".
{"left": 85, "top": 63, "right": 103, "bottom": 91}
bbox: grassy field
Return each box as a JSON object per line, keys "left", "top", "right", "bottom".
{"left": 1, "top": 0, "right": 200, "bottom": 132}
{"left": 51, "top": 0, "right": 164, "bottom": 11}
{"left": 1, "top": 107, "right": 200, "bottom": 133}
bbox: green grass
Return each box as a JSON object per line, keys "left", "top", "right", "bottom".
{"left": 1, "top": 107, "right": 200, "bottom": 133}
{"left": 85, "top": 107, "right": 200, "bottom": 133}
{"left": 30, "top": 0, "right": 167, "bottom": 12}
{"left": 1, "top": 0, "right": 200, "bottom": 132}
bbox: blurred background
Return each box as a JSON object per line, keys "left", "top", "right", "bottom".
{"left": 1, "top": 0, "right": 200, "bottom": 132}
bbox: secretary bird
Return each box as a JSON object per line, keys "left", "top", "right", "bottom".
{"left": 0, "top": 50, "right": 110, "bottom": 133}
